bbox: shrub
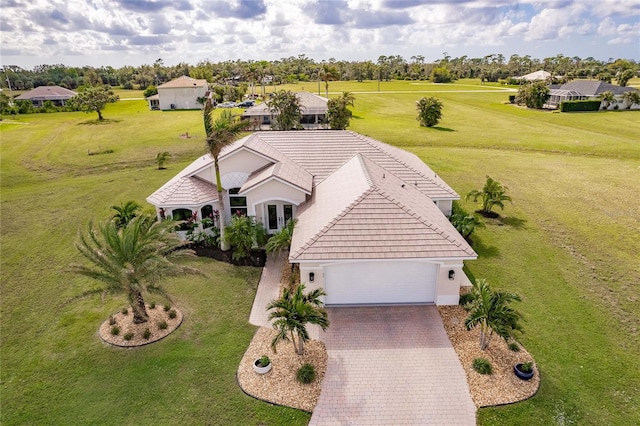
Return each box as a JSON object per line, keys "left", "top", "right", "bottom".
{"left": 296, "top": 363, "right": 316, "bottom": 384}
{"left": 472, "top": 358, "right": 493, "bottom": 375}
{"left": 123, "top": 332, "right": 134, "bottom": 341}
{"left": 158, "top": 321, "right": 168, "bottom": 330}
{"left": 508, "top": 95, "right": 516, "bottom": 103}
{"left": 416, "top": 96, "right": 443, "bottom": 127}
{"left": 111, "top": 326, "right": 120, "bottom": 336}
{"left": 520, "top": 361, "right": 533, "bottom": 373}
{"left": 168, "top": 309, "right": 177, "bottom": 319}
{"left": 121, "top": 308, "right": 128, "bottom": 315}
{"left": 459, "top": 292, "right": 474, "bottom": 308}
{"left": 258, "top": 355, "right": 271, "bottom": 367}
{"left": 509, "top": 342, "right": 521, "bottom": 352}
{"left": 559, "top": 100, "right": 601, "bottom": 112}
{"left": 149, "top": 302, "right": 156, "bottom": 309}
{"left": 164, "top": 304, "right": 171, "bottom": 312}
{"left": 143, "top": 328, "right": 151, "bottom": 339}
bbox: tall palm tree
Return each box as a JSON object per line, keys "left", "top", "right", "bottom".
{"left": 111, "top": 200, "right": 142, "bottom": 229}
{"left": 70, "top": 215, "right": 200, "bottom": 324}
{"left": 319, "top": 64, "right": 339, "bottom": 97}
{"left": 464, "top": 279, "right": 523, "bottom": 350}
{"left": 466, "top": 176, "right": 512, "bottom": 215}
{"left": 267, "top": 284, "right": 330, "bottom": 355}
{"left": 203, "top": 99, "right": 249, "bottom": 250}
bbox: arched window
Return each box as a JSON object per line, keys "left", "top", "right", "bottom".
{"left": 201, "top": 205, "right": 216, "bottom": 228}
{"left": 229, "top": 188, "right": 247, "bottom": 216}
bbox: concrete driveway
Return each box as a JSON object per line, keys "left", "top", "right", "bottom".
{"left": 309, "top": 306, "right": 476, "bottom": 425}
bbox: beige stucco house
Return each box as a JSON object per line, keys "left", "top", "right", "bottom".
{"left": 150, "top": 76, "right": 209, "bottom": 110}
{"left": 147, "top": 131, "right": 476, "bottom": 306}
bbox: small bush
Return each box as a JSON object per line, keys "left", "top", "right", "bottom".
{"left": 168, "top": 309, "right": 177, "bottom": 319}
{"left": 509, "top": 342, "right": 521, "bottom": 352}
{"left": 472, "top": 358, "right": 493, "bottom": 375}
{"left": 143, "top": 328, "right": 151, "bottom": 339}
{"left": 158, "top": 321, "right": 168, "bottom": 330}
{"left": 258, "top": 355, "right": 270, "bottom": 367}
{"left": 123, "top": 332, "right": 134, "bottom": 341}
{"left": 296, "top": 363, "right": 316, "bottom": 384}
{"left": 111, "top": 326, "right": 120, "bottom": 336}
{"left": 121, "top": 308, "right": 128, "bottom": 315}
{"left": 164, "top": 304, "right": 171, "bottom": 312}
{"left": 508, "top": 95, "right": 516, "bottom": 103}
{"left": 459, "top": 292, "right": 474, "bottom": 308}
{"left": 520, "top": 361, "right": 533, "bottom": 373}
{"left": 149, "top": 302, "right": 156, "bottom": 309}
{"left": 108, "top": 315, "right": 116, "bottom": 325}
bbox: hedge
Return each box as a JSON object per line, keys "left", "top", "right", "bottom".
{"left": 559, "top": 99, "right": 601, "bottom": 112}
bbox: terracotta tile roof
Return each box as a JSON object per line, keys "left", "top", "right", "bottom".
{"left": 158, "top": 76, "right": 208, "bottom": 89}
{"left": 290, "top": 154, "right": 475, "bottom": 261}
{"left": 146, "top": 176, "right": 218, "bottom": 206}
{"left": 15, "top": 85, "right": 77, "bottom": 100}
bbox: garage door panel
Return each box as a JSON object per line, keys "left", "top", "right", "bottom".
{"left": 324, "top": 262, "right": 437, "bottom": 305}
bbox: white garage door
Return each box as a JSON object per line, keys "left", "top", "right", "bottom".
{"left": 324, "top": 261, "right": 438, "bottom": 305}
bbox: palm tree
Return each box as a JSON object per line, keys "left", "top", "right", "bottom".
{"left": 464, "top": 279, "right": 523, "bottom": 350}
{"left": 266, "top": 90, "right": 302, "bottom": 130}
{"left": 319, "top": 64, "right": 339, "bottom": 97}
{"left": 265, "top": 218, "right": 297, "bottom": 256}
{"left": 327, "top": 92, "right": 356, "bottom": 130}
{"left": 267, "top": 284, "right": 330, "bottom": 355}
{"left": 466, "top": 176, "right": 512, "bottom": 215}
{"left": 416, "top": 96, "right": 444, "bottom": 127}
{"left": 111, "top": 200, "right": 141, "bottom": 229}
{"left": 449, "top": 203, "right": 485, "bottom": 240}
{"left": 155, "top": 151, "right": 172, "bottom": 169}
{"left": 203, "top": 99, "right": 250, "bottom": 250}
{"left": 599, "top": 90, "right": 615, "bottom": 109}
{"left": 70, "top": 215, "right": 200, "bottom": 324}
{"left": 622, "top": 91, "right": 640, "bottom": 109}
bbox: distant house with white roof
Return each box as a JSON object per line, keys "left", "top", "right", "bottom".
{"left": 515, "top": 70, "right": 551, "bottom": 81}
{"left": 149, "top": 76, "right": 209, "bottom": 110}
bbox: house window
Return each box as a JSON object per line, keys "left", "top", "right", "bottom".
{"left": 229, "top": 188, "right": 247, "bottom": 216}
{"left": 201, "top": 205, "right": 217, "bottom": 228}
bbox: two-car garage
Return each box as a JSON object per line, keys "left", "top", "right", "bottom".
{"left": 323, "top": 261, "right": 438, "bottom": 306}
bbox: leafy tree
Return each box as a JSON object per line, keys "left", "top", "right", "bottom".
{"left": 267, "top": 90, "right": 302, "bottom": 130}
{"left": 155, "top": 151, "right": 171, "bottom": 169}
{"left": 616, "top": 69, "right": 634, "bottom": 87}
{"left": 203, "top": 100, "right": 250, "bottom": 250}
{"left": 431, "top": 66, "right": 452, "bottom": 83}
{"left": 265, "top": 218, "right": 297, "bottom": 256}
{"left": 622, "top": 91, "right": 640, "bottom": 109}
{"left": 70, "top": 215, "right": 200, "bottom": 324}
{"left": 111, "top": 200, "right": 142, "bottom": 229}
{"left": 69, "top": 84, "right": 119, "bottom": 120}
{"left": 327, "top": 91, "right": 355, "bottom": 130}
{"left": 449, "top": 202, "right": 485, "bottom": 240}
{"left": 143, "top": 85, "right": 158, "bottom": 98}
{"left": 267, "top": 284, "right": 330, "bottom": 355}
{"left": 464, "top": 279, "right": 523, "bottom": 350}
{"left": 515, "top": 80, "right": 550, "bottom": 109}
{"left": 599, "top": 91, "right": 615, "bottom": 109}
{"left": 223, "top": 214, "right": 268, "bottom": 261}
{"left": 416, "top": 96, "right": 443, "bottom": 127}
{"left": 597, "top": 72, "right": 612, "bottom": 83}
{"left": 466, "top": 176, "right": 512, "bottom": 215}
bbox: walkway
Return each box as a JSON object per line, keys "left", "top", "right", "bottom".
{"left": 248, "top": 251, "right": 285, "bottom": 327}
{"left": 309, "top": 306, "right": 476, "bottom": 425}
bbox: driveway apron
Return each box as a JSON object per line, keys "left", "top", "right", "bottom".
{"left": 309, "top": 306, "right": 476, "bottom": 425}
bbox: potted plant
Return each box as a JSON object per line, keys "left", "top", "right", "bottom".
{"left": 514, "top": 361, "right": 534, "bottom": 380}
{"left": 253, "top": 355, "right": 271, "bottom": 374}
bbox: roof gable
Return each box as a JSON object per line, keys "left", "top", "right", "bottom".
{"left": 158, "top": 76, "right": 208, "bottom": 89}
{"left": 146, "top": 176, "right": 218, "bottom": 206}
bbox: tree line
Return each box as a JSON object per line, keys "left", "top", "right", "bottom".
{"left": 2, "top": 53, "right": 638, "bottom": 92}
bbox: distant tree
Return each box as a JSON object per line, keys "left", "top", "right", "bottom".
{"left": 319, "top": 64, "right": 339, "bottom": 97}
{"left": 597, "top": 72, "right": 612, "bottom": 83}
{"left": 111, "top": 200, "right": 142, "bottom": 229}
{"left": 69, "top": 85, "right": 119, "bottom": 120}
{"left": 622, "top": 91, "right": 640, "bottom": 109}
{"left": 267, "top": 90, "right": 302, "bottom": 130}
{"left": 155, "top": 151, "right": 171, "bottom": 169}
{"left": 430, "top": 66, "right": 452, "bottom": 83}
{"left": 466, "top": 176, "right": 512, "bottom": 216}
{"left": 416, "top": 96, "right": 443, "bottom": 127}
{"left": 515, "top": 80, "right": 550, "bottom": 109}
{"left": 327, "top": 91, "right": 355, "bottom": 130}
{"left": 599, "top": 91, "right": 615, "bottom": 109}
{"left": 616, "top": 69, "right": 634, "bottom": 87}
{"left": 144, "top": 85, "right": 158, "bottom": 98}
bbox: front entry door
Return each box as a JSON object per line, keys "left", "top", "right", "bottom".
{"left": 267, "top": 203, "right": 293, "bottom": 232}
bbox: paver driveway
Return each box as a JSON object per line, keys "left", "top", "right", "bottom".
{"left": 309, "top": 306, "right": 476, "bottom": 425}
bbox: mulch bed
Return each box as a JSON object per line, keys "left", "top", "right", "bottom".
{"left": 98, "top": 304, "right": 183, "bottom": 347}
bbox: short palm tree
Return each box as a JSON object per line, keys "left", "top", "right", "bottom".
{"left": 464, "top": 279, "right": 523, "bottom": 350}
{"left": 203, "top": 100, "right": 249, "bottom": 250}
{"left": 267, "top": 284, "right": 330, "bottom": 355}
{"left": 155, "top": 151, "right": 172, "bottom": 169}
{"left": 622, "top": 91, "right": 640, "bottom": 109}
{"left": 416, "top": 96, "right": 444, "bottom": 127}
{"left": 70, "top": 215, "right": 200, "bottom": 324}
{"left": 449, "top": 203, "right": 485, "bottom": 240}
{"left": 111, "top": 200, "right": 142, "bottom": 229}
{"left": 265, "top": 218, "right": 297, "bottom": 256}
{"left": 599, "top": 91, "right": 615, "bottom": 109}
{"left": 466, "top": 176, "right": 512, "bottom": 215}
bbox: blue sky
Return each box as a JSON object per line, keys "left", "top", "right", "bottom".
{"left": 1, "top": 0, "right": 639, "bottom": 69}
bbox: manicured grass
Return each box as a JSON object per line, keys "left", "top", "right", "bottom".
{"left": 2, "top": 79, "right": 639, "bottom": 425}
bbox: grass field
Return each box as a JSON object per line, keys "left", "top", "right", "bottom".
{"left": 2, "top": 79, "right": 639, "bottom": 425}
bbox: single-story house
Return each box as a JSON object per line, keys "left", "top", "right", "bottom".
{"left": 515, "top": 70, "right": 551, "bottom": 81}
{"left": 147, "top": 131, "right": 477, "bottom": 306}
{"left": 545, "top": 80, "right": 640, "bottom": 109}
{"left": 150, "top": 76, "right": 209, "bottom": 110}
{"left": 242, "top": 92, "right": 329, "bottom": 130}
{"left": 15, "top": 86, "right": 77, "bottom": 107}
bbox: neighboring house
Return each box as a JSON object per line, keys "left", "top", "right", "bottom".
{"left": 242, "top": 92, "right": 329, "bottom": 130}
{"left": 151, "top": 76, "right": 209, "bottom": 110}
{"left": 15, "top": 86, "right": 77, "bottom": 107}
{"left": 545, "top": 80, "right": 640, "bottom": 109}
{"left": 515, "top": 70, "right": 551, "bottom": 81}
{"left": 147, "top": 131, "right": 477, "bottom": 306}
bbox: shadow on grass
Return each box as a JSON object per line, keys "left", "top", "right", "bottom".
{"left": 431, "top": 126, "right": 455, "bottom": 132}
{"left": 352, "top": 114, "right": 364, "bottom": 120}
{"left": 78, "top": 118, "right": 122, "bottom": 125}
{"left": 470, "top": 235, "right": 500, "bottom": 258}
{"left": 499, "top": 216, "right": 528, "bottom": 230}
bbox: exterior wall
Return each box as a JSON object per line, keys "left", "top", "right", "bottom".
{"left": 435, "top": 199, "right": 453, "bottom": 216}
{"left": 158, "top": 85, "right": 208, "bottom": 110}
{"left": 219, "top": 149, "right": 272, "bottom": 176}
{"left": 244, "top": 180, "right": 307, "bottom": 216}
{"left": 299, "top": 263, "right": 326, "bottom": 302}
{"left": 435, "top": 261, "right": 465, "bottom": 305}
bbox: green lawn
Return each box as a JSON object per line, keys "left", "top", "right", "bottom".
{"left": 2, "top": 80, "right": 639, "bottom": 425}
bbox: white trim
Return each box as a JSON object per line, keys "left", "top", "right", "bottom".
{"left": 292, "top": 257, "right": 475, "bottom": 264}
{"left": 220, "top": 145, "right": 277, "bottom": 164}
{"left": 241, "top": 176, "right": 311, "bottom": 196}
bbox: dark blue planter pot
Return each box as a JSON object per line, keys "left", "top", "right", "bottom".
{"left": 514, "top": 363, "right": 534, "bottom": 380}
